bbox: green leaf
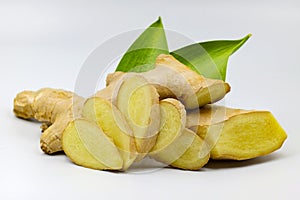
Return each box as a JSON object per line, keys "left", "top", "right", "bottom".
{"left": 116, "top": 17, "right": 169, "bottom": 72}
{"left": 171, "top": 34, "right": 251, "bottom": 80}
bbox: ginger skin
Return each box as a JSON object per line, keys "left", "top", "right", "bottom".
{"left": 14, "top": 88, "right": 84, "bottom": 154}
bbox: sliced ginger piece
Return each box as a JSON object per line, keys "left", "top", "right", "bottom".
{"left": 82, "top": 97, "right": 137, "bottom": 170}
{"left": 149, "top": 98, "right": 209, "bottom": 170}
{"left": 150, "top": 98, "right": 186, "bottom": 154}
{"left": 106, "top": 54, "right": 230, "bottom": 109}
{"left": 152, "top": 128, "right": 210, "bottom": 170}
{"left": 187, "top": 105, "right": 287, "bottom": 160}
{"left": 62, "top": 119, "right": 123, "bottom": 170}
{"left": 171, "top": 128, "right": 210, "bottom": 170}
{"left": 116, "top": 75, "right": 160, "bottom": 159}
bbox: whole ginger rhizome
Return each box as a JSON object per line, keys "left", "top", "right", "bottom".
{"left": 13, "top": 55, "right": 287, "bottom": 171}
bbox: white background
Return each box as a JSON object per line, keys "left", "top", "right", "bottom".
{"left": 1, "top": 0, "right": 299, "bottom": 199}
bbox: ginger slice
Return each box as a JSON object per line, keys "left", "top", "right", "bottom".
{"left": 106, "top": 54, "right": 230, "bottom": 109}
{"left": 116, "top": 75, "right": 160, "bottom": 159}
{"left": 13, "top": 88, "right": 84, "bottom": 154}
{"left": 171, "top": 128, "right": 210, "bottom": 170}
{"left": 82, "top": 97, "right": 137, "bottom": 170}
{"left": 152, "top": 128, "right": 210, "bottom": 170}
{"left": 62, "top": 119, "right": 123, "bottom": 170}
{"left": 186, "top": 105, "right": 287, "bottom": 160}
{"left": 150, "top": 98, "right": 210, "bottom": 170}
{"left": 150, "top": 98, "right": 186, "bottom": 154}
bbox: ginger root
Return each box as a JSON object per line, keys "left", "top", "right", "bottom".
{"left": 13, "top": 88, "right": 84, "bottom": 154}
{"left": 105, "top": 54, "right": 231, "bottom": 109}
{"left": 13, "top": 54, "right": 287, "bottom": 171}
{"left": 186, "top": 105, "right": 287, "bottom": 160}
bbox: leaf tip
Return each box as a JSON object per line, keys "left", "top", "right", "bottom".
{"left": 151, "top": 16, "right": 164, "bottom": 28}
{"left": 243, "top": 33, "right": 252, "bottom": 41}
